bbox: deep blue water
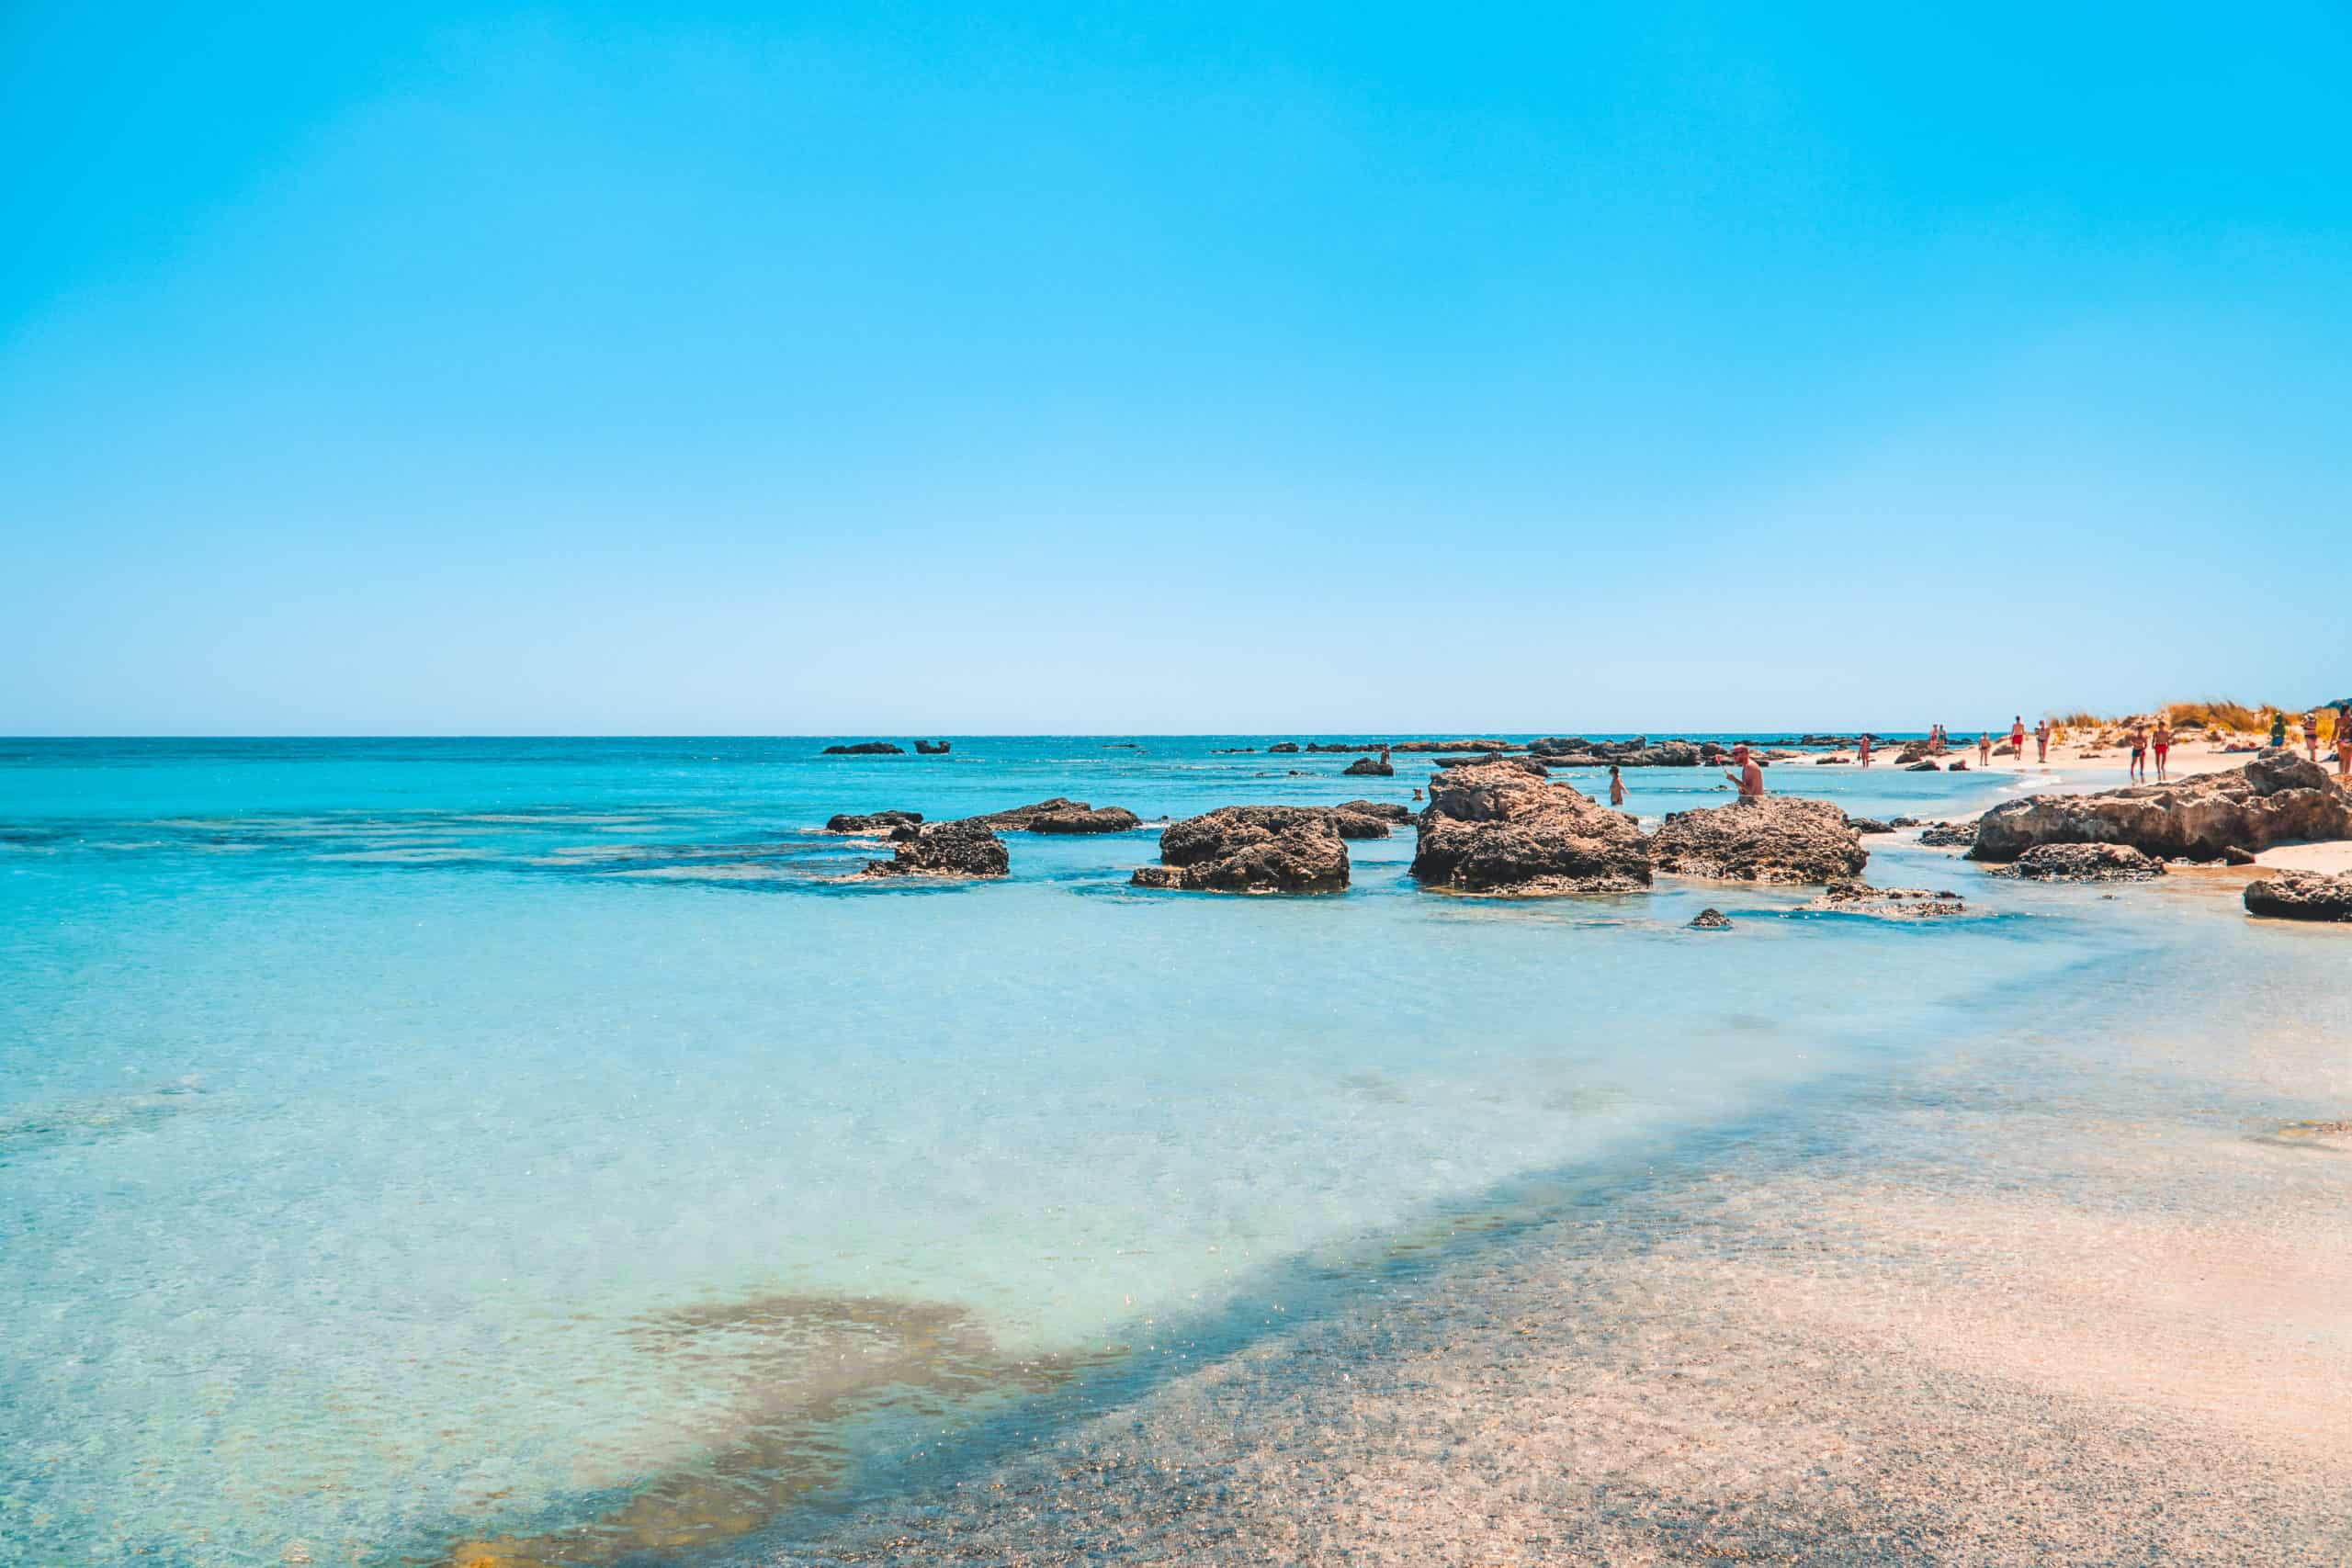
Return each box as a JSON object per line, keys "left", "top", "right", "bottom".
{"left": 0, "top": 736, "right": 2286, "bottom": 1565}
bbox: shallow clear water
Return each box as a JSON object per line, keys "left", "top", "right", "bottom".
{"left": 0, "top": 737, "right": 2287, "bottom": 1565}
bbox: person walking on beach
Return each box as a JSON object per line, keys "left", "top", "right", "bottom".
{"left": 2129, "top": 724, "right": 2149, "bottom": 782}
{"left": 2034, "top": 718, "right": 2051, "bottom": 763}
{"left": 1859, "top": 733, "right": 1873, "bottom": 768}
{"left": 1977, "top": 732, "right": 1992, "bottom": 768}
{"left": 1725, "top": 744, "right": 1765, "bottom": 802}
{"left": 2308, "top": 709, "right": 2325, "bottom": 763}
{"left": 2153, "top": 719, "right": 2172, "bottom": 782}
{"left": 1608, "top": 763, "right": 1626, "bottom": 808}
{"left": 2010, "top": 715, "right": 2027, "bottom": 762}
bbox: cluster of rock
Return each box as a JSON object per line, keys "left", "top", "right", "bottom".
{"left": 825, "top": 809, "right": 922, "bottom": 833}
{"left": 821, "top": 741, "right": 905, "bottom": 755}
{"left": 1649, "top": 797, "right": 1868, "bottom": 885}
{"left": 1131, "top": 807, "right": 1353, "bottom": 893}
{"left": 1408, "top": 759, "right": 1653, "bottom": 895}
{"left": 2244, "top": 872, "right": 2352, "bottom": 922}
{"left": 1805, "top": 884, "right": 1968, "bottom": 919}
{"left": 1964, "top": 750, "right": 2351, "bottom": 863}
{"left": 856, "top": 819, "right": 1009, "bottom": 879}
{"left": 958, "top": 797, "right": 1138, "bottom": 834}
{"left": 1342, "top": 755, "right": 1394, "bottom": 776}
{"left": 914, "top": 739, "right": 951, "bottom": 755}
{"left": 1528, "top": 736, "right": 1800, "bottom": 769}
{"left": 1988, "top": 844, "right": 2166, "bottom": 883}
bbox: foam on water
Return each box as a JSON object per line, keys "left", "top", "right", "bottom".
{"left": 0, "top": 737, "right": 2282, "bottom": 1565}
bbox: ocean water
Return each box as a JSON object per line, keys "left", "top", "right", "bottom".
{"left": 0, "top": 737, "right": 2313, "bottom": 1566}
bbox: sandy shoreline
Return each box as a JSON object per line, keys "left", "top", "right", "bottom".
{"left": 768, "top": 1018, "right": 2352, "bottom": 1566}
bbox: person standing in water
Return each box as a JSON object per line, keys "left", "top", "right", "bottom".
{"left": 1725, "top": 744, "right": 1765, "bottom": 802}
{"left": 1608, "top": 763, "right": 1626, "bottom": 808}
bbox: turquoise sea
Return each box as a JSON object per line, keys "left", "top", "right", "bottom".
{"left": 0, "top": 737, "right": 2331, "bottom": 1565}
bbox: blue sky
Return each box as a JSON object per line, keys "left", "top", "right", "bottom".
{"left": 6, "top": 2, "right": 2348, "bottom": 734}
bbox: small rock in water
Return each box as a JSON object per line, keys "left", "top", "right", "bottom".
{"left": 1689, "top": 908, "right": 1733, "bottom": 930}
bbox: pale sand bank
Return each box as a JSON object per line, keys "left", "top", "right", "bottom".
{"left": 779, "top": 1042, "right": 2352, "bottom": 1565}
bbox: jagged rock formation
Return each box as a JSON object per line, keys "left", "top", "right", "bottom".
{"left": 1132, "top": 807, "right": 1350, "bottom": 893}
{"left": 822, "top": 741, "right": 906, "bottom": 755}
{"left": 1334, "top": 800, "right": 1412, "bottom": 824}
{"left": 1845, "top": 817, "right": 1894, "bottom": 835}
{"left": 1688, "top": 908, "right": 1733, "bottom": 930}
{"left": 2244, "top": 871, "right": 2352, "bottom": 922}
{"left": 1918, "top": 821, "right": 1976, "bottom": 847}
{"left": 959, "top": 798, "right": 1126, "bottom": 832}
{"left": 1648, "top": 797, "right": 1867, "bottom": 885}
{"left": 1970, "top": 750, "right": 2352, "bottom": 863}
{"left": 857, "top": 820, "right": 1009, "bottom": 879}
{"left": 1024, "top": 807, "right": 1144, "bottom": 834}
{"left": 825, "top": 810, "right": 922, "bottom": 833}
{"left": 1988, "top": 843, "right": 2167, "bottom": 882}
{"left": 1408, "top": 760, "right": 1650, "bottom": 895}
{"left": 914, "top": 739, "right": 951, "bottom": 755}
{"left": 1342, "top": 755, "right": 1395, "bottom": 776}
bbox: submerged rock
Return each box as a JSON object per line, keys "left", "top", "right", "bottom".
{"left": 1267, "top": 741, "right": 1301, "bottom": 753}
{"left": 1990, "top": 843, "right": 2166, "bottom": 883}
{"left": 1133, "top": 807, "right": 1350, "bottom": 893}
{"left": 1688, "top": 908, "right": 1733, "bottom": 930}
{"left": 2243, "top": 871, "right": 2352, "bottom": 922}
{"left": 1649, "top": 797, "right": 1867, "bottom": 885}
{"left": 1970, "top": 750, "right": 2352, "bottom": 863}
{"left": 822, "top": 741, "right": 906, "bottom": 755}
{"left": 914, "top": 739, "right": 951, "bottom": 755}
{"left": 825, "top": 809, "right": 923, "bottom": 833}
{"left": 1333, "top": 799, "right": 1413, "bottom": 825}
{"left": 1806, "top": 883, "right": 1968, "bottom": 918}
{"left": 1408, "top": 759, "right": 1650, "bottom": 895}
{"left": 1342, "top": 755, "right": 1395, "bottom": 776}
{"left": 858, "top": 819, "right": 1008, "bottom": 879}
{"left": 1917, "top": 820, "right": 1978, "bottom": 848}
{"left": 1845, "top": 816, "right": 1894, "bottom": 835}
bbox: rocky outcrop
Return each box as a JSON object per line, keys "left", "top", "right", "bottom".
{"left": 1805, "top": 883, "right": 1968, "bottom": 918}
{"left": 1844, "top": 816, "right": 1894, "bottom": 835}
{"left": 822, "top": 741, "right": 906, "bottom": 755}
{"left": 1132, "top": 807, "right": 1350, "bottom": 893}
{"left": 1895, "top": 742, "right": 1932, "bottom": 764}
{"left": 1392, "top": 739, "right": 1517, "bottom": 753}
{"left": 1024, "top": 807, "right": 1143, "bottom": 834}
{"left": 1267, "top": 741, "right": 1300, "bottom": 754}
{"left": 1969, "top": 750, "right": 2352, "bottom": 863}
{"left": 960, "top": 797, "right": 1123, "bottom": 832}
{"left": 1689, "top": 908, "right": 1733, "bottom": 930}
{"left": 1649, "top": 797, "right": 1867, "bottom": 885}
{"left": 1918, "top": 820, "right": 1976, "bottom": 847}
{"left": 1528, "top": 736, "right": 1701, "bottom": 767}
{"left": 2244, "top": 871, "right": 2352, "bottom": 922}
{"left": 1408, "top": 760, "right": 1650, "bottom": 895}
{"left": 1334, "top": 799, "right": 1412, "bottom": 824}
{"left": 1342, "top": 756, "right": 1395, "bottom": 776}
{"left": 1904, "top": 760, "right": 1941, "bottom": 772}
{"left": 826, "top": 809, "right": 922, "bottom": 833}
{"left": 858, "top": 819, "right": 1008, "bottom": 878}
{"left": 1989, "top": 843, "right": 2166, "bottom": 882}
{"left": 914, "top": 739, "right": 951, "bottom": 755}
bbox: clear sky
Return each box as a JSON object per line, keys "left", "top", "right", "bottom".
{"left": 6, "top": 2, "right": 2348, "bottom": 735}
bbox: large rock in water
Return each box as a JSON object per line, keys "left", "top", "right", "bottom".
{"left": 1969, "top": 750, "right": 2352, "bottom": 863}
{"left": 1649, "top": 797, "right": 1867, "bottom": 885}
{"left": 959, "top": 797, "right": 1127, "bottom": 831}
{"left": 1342, "top": 755, "right": 1395, "bottom": 776}
{"left": 1334, "top": 799, "right": 1412, "bottom": 824}
{"left": 1023, "top": 807, "right": 1143, "bottom": 834}
{"left": 858, "top": 819, "right": 1008, "bottom": 878}
{"left": 913, "top": 739, "right": 951, "bottom": 755}
{"left": 1408, "top": 760, "right": 1650, "bottom": 895}
{"left": 1132, "top": 807, "right": 1350, "bottom": 893}
{"left": 2244, "top": 871, "right": 2352, "bottom": 922}
{"left": 822, "top": 741, "right": 906, "bottom": 755}
{"left": 825, "top": 809, "right": 922, "bottom": 833}
{"left": 1991, "top": 843, "right": 2165, "bottom": 882}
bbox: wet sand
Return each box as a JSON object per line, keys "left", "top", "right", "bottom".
{"left": 765, "top": 1028, "right": 2352, "bottom": 1566}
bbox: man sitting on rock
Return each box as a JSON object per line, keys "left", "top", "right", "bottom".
{"left": 1724, "top": 744, "right": 1766, "bottom": 803}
